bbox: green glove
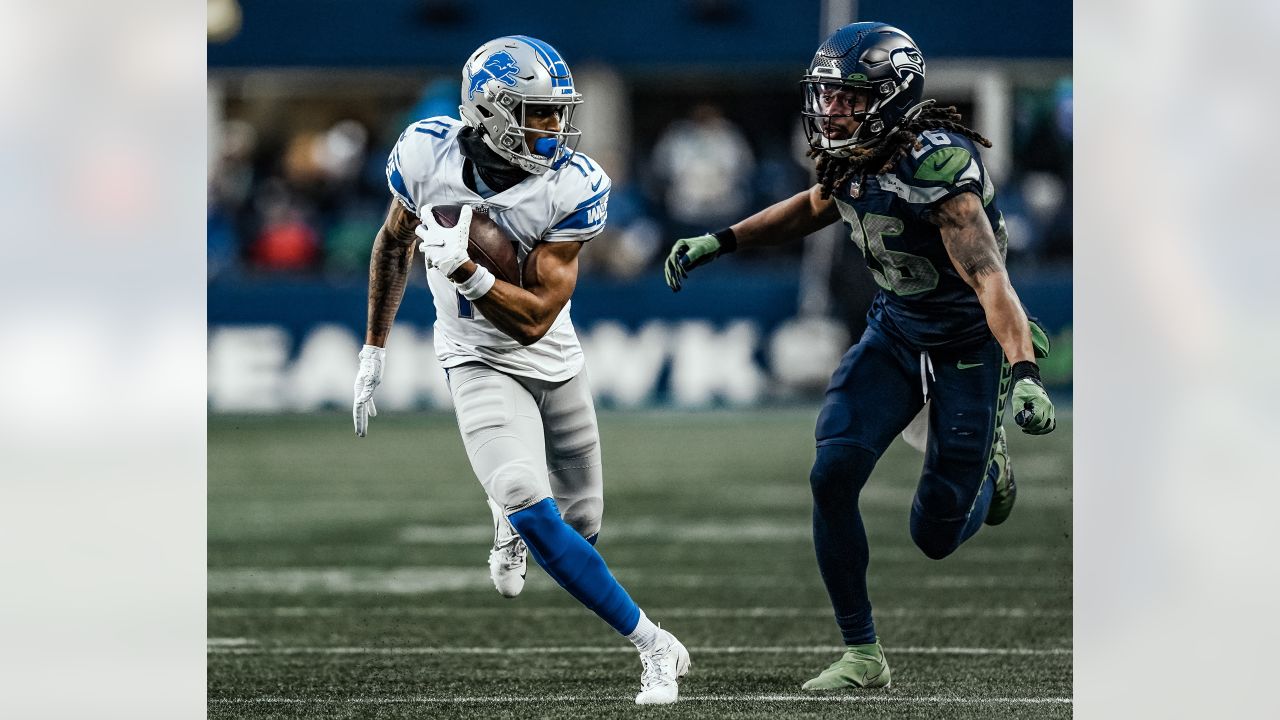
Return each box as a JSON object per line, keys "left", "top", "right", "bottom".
{"left": 1011, "top": 361, "right": 1055, "bottom": 435}
{"left": 663, "top": 234, "right": 723, "bottom": 292}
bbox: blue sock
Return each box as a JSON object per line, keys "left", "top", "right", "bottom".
{"left": 509, "top": 498, "right": 640, "bottom": 635}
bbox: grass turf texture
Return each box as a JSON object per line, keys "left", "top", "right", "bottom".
{"left": 209, "top": 410, "right": 1072, "bottom": 719}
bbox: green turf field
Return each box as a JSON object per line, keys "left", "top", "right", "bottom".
{"left": 209, "top": 409, "right": 1072, "bottom": 719}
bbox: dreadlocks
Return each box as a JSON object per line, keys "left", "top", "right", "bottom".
{"left": 809, "top": 104, "right": 992, "bottom": 199}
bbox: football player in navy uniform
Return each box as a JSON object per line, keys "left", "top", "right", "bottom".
{"left": 663, "top": 22, "right": 1056, "bottom": 690}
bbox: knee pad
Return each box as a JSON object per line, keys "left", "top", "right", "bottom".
{"left": 809, "top": 443, "right": 877, "bottom": 502}
{"left": 558, "top": 495, "right": 603, "bottom": 540}
{"left": 487, "top": 459, "right": 548, "bottom": 513}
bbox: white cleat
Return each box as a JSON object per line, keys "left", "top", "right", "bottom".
{"left": 634, "top": 629, "right": 691, "bottom": 705}
{"left": 487, "top": 505, "right": 527, "bottom": 598}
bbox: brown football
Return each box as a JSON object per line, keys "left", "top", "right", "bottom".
{"left": 430, "top": 205, "right": 521, "bottom": 287}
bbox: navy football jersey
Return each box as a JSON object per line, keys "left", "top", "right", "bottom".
{"left": 832, "top": 129, "right": 1009, "bottom": 350}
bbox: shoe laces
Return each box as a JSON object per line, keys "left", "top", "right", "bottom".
{"left": 639, "top": 639, "right": 672, "bottom": 689}
{"left": 494, "top": 538, "right": 525, "bottom": 570}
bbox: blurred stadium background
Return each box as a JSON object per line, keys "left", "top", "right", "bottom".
{"left": 208, "top": 1, "right": 1072, "bottom": 716}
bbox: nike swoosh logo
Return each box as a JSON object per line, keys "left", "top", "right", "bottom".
{"left": 590, "top": 177, "right": 603, "bottom": 191}
{"left": 956, "top": 361, "right": 983, "bottom": 370}
{"left": 932, "top": 157, "right": 952, "bottom": 171}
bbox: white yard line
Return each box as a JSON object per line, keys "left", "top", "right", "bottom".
{"left": 209, "top": 605, "right": 1071, "bottom": 619}
{"left": 206, "top": 637, "right": 257, "bottom": 646}
{"left": 210, "top": 694, "right": 1071, "bottom": 704}
{"left": 207, "top": 567, "right": 1068, "bottom": 594}
{"left": 208, "top": 645, "right": 1071, "bottom": 656}
{"left": 396, "top": 522, "right": 1072, "bottom": 547}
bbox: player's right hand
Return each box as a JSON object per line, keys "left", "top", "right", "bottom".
{"left": 663, "top": 234, "right": 722, "bottom": 292}
{"left": 1012, "top": 377, "right": 1056, "bottom": 435}
{"left": 416, "top": 204, "right": 473, "bottom": 278}
{"left": 353, "top": 344, "right": 386, "bottom": 437}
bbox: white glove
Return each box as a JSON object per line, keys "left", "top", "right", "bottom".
{"left": 353, "top": 344, "right": 385, "bottom": 437}
{"left": 416, "top": 204, "right": 473, "bottom": 278}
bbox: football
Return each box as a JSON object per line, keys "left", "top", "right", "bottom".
{"left": 430, "top": 205, "right": 521, "bottom": 286}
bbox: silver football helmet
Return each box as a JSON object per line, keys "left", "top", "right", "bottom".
{"left": 458, "top": 35, "right": 583, "bottom": 175}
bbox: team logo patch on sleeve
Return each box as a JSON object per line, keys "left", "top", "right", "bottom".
{"left": 467, "top": 51, "right": 520, "bottom": 100}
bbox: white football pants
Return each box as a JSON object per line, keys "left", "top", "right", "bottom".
{"left": 446, "top": 362, "right": 604, "bottom": 539}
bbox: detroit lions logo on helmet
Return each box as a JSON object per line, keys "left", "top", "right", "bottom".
{"left": 467, "top": 51, "right": 521, "bottom": 100}
{"left": 890, "top": 47, "right": 925, "bottom": 81}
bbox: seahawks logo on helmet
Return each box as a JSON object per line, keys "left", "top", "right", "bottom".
{"left": 467, "top": 51, "right": 520, "bottom": 100}
{"left": 890, "top": 47, "right": 924, "bottom": 81}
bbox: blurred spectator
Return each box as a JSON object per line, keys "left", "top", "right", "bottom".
{"left": 584, "top": 181, "right": 663, "bottom": 279}
{"left": 249, "top": 179, "right": 321, "bottom": 271}
{"left": 649, "top": 103, "right": 755, "bottom": 233}
{"left": 207, "top": 77, "right": 1071, "bottom": 279}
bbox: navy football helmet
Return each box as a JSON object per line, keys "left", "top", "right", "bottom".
{"left": 801, "top": 22, "right": 928, "bottom": 157}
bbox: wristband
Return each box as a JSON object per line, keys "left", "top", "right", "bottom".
{"left": 1010, "top": 360, "right": 1042, "bottom": 385}
{"left": 456, "top": 264, "right": 496, "bottom": 300}
{"left": 712, "top": 227, "right": 738, "bottom": 254}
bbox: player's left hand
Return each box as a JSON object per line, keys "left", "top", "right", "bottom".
{"left": 663, "top": 234, "right": 722, "bottom": 292}
{"left": 353, "top": 344, "right": 386, "bottom": 437}
{"left": 1010, "top": 361, "right": 1055, "bottom": 435}
{"left": 416, "top": 204, "right": 473, "bottom": 278}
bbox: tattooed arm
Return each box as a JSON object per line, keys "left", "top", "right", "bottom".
{"left": 365, "top": 200, "right": 422, "bottom": 347}
{"left": 930, "top": 192, "right": 1035, "bottom": 364}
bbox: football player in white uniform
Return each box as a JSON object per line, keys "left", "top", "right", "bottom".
{"left": 350, "top": 36, "right": 689, "bottom": 704}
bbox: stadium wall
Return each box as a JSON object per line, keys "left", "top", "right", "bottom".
{"left": 208, "top": 268, "right": 1071, "bottom": 412}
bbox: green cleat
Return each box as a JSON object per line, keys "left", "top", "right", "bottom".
{"left": 801, "top": 640, "right": 891, "bottom": 690}
{"left": 984, "top": 425, "right": 1016, "bottom": 526}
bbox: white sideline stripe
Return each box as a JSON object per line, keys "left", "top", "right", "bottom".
{"left": 207, "top": 567, "right": 1067, "bottom": 594}
{"left": 209, "top": 694, "right": 1071, "bottom": 705}
{"left": 206, "top": 637, "right": 257, "bottom": 646}
{"left": 396, "top": 522, "right": 1072, "bottom": 549}
{"left": 208, "top": 645, "right": 1071, "bottom": 657}
{"left": 209, "top": 605, "right": 1071, "bottom": 620}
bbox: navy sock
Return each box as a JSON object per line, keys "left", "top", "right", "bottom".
{"left": 509, "top": 498, "right": 640, "bottom": 634}
{"left": 810, "top": 443, "right": 879, "bottom": 646}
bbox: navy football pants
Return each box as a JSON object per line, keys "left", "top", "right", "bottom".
{"left": 810, "top": 324, "right": 1010, "bottom": 646}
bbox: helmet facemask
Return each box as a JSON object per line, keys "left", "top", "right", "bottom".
{"left": 801, "top": 73, "right": 918, "bottom": 158}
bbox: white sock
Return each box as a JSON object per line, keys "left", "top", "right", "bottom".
{"left": 626, "top": 611, "right": 661, "bottom": 653}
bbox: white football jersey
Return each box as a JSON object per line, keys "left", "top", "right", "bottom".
{"left": 385, "top": 116, "right": 610, "bottom": 381}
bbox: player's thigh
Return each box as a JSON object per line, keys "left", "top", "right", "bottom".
{"left": 534, "top": 370, "right": 604, "bottom": 535}
{"left": 917, "top": 340, "right": 1007, "bottom": 514}
{"left": 448, "top": 363, "right": 551, "bottom": 512}
{"left": 816, "top": 328, "right": 922, "bottom": 453}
